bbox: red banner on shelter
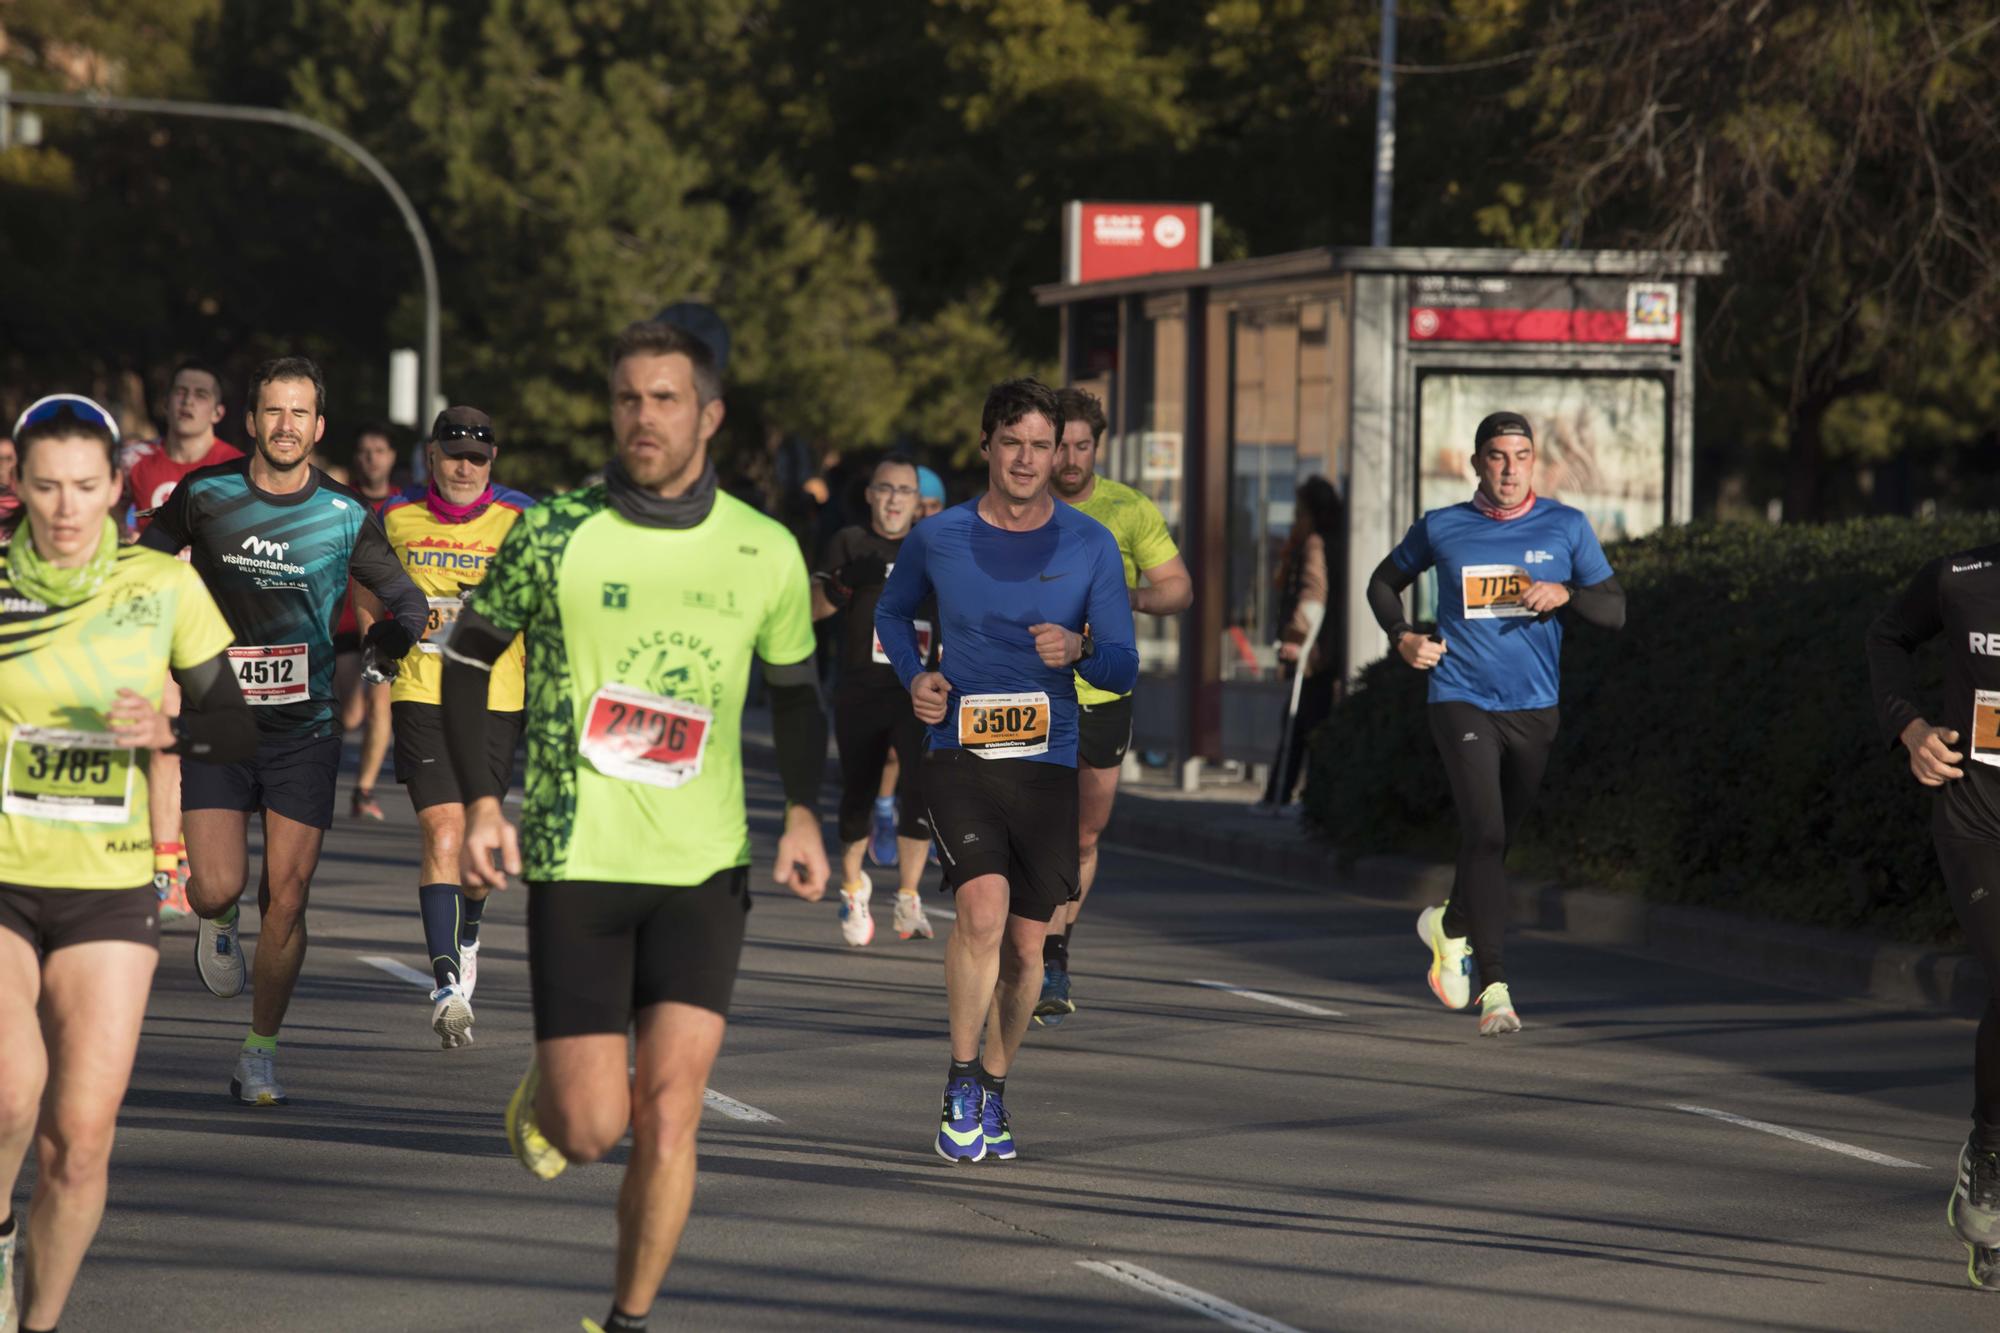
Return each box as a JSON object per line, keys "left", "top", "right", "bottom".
{"left": 1064, "top": 202, "right": 1212, "bottom": 285}
{"left": 1407, "top": 275, "right": 1681, "bottom": 344}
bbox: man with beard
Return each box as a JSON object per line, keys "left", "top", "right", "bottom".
{"left": 141, "top": 356, "right": 427, "bottom": 1104}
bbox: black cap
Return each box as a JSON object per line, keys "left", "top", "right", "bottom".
{"left": 430, "top": 405, "right": 496, "bottom": 460}
{"left": 655, "top": 301, "right": 730, "bottom": 375}
{"left": 1474, "top": 411, "right": 1534, "bottom": 447}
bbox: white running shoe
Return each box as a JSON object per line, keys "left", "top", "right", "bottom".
{"left": 231, "top": 1047, "right": 287, "bottom": 1105}
{"left": 892, "top": 892, "right": 934, "bottom": 940}
{"left": 1417, "top": 904, "right": 1472, "bottom": 1010}
{"left": 431, "top": 982, "right": 475, "bottom": 1049}
{"left": 1477, "top": 983, "right": 1522, "bottom": 1036}
{"left": 0, "top": 1224, "right": 15, "bottom": 1333}
{"left": 458, "top": 939, "right": 479, "bottom": 1002}
{"left": 196, "top": 911, "right": 246, "bottom": 998}
{"left": 839, "top": 878, "right": 875, "bottom": 947}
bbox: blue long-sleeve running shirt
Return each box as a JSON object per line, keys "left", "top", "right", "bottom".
{"left": 876, "top": 498, "right": 1138, "bottom": 767}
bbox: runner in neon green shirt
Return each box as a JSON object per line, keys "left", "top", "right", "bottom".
{"left": 1036, "top": 386, "right": 1192, "bottom": 1027}
{"left": 442, "top": 319, "right": 829, "bottom": 1333}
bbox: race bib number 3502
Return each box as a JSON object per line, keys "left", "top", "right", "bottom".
{"left": 3, "top": 726, "right": 135, "bottom": 824}
{"left": 579, "top": 683, "right": 714, "bottom": 789}
{"left": 1971, "top": 690, "right": 2000, "bottom": 770}
{"left": 1461, "top": 564, "right": 1534, "bottom": 619}
{"left": 228, "top": 643, "right": 310, "bottom": 705}
{"left": 957, "top": 691, "right": 1051, "bottom": 760}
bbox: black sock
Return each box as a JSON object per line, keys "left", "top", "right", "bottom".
{"left": 0, "top": 1211, "right": 13, "bottom": 1236}
{"left": 978, "top": 1069, "right": 1005, "bottom": 1099}
{"left": 459, "top": 892, "right": 485, "bottom": 949}
{"left": 948, "top": 1058, "right": 980, "bottom": 1083}
{"left": 602, "top": 1308, "right": 647, "bottom": 1333}
{"left": 1044, "top": 931, "right": 1069, "bottom": 969}
{"left": 418, "top": 882, "right": 462, "bottom": 988}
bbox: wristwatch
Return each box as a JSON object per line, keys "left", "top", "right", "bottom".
{"left": 1077, "top": 632, "right": 1096, "bottom": 662}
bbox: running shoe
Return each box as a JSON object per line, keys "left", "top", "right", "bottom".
{"left": 1951, "top": 1137, "right": 2000, "bottom": 1248}
{"left": 155, "top": 866, "right": 193, "bottom": 925}
{"left": 350, "top": 787, "right": 385, "bottom": 821}
{"left": 431, "top": 982, "right": 475, "bottom": 1050}
{"left": 195, "top": 911, "right": 246, "bottom": 998}
{"left": 867, "top": 798, "right": 899, "bottom": 867}
{"left": 892, "top": 892, "right": 934, "bottom": 940}
{"left": 230, "top": 1048, "right": 287, "bottom": 1106}
{"left": 1969, "top": 1243, "right": 1997, "bottom": 1292}
{"left": 1477, "top": 982, "right": 1521, "bottom": 1036}
{"left": 935, "top": 1076, "right": 985, "bottom": 1163}
{"left": 839, "top": 878, "right": 875, "bottom": 947}
{"left": 459, "top": 939, "right": 480, "bottom": 1002}
{"left": 1417, "top": 904, "right": 1472, "bottom": 1010}
{"left": 981, "top": 1087, "right": 1016, "bottom": 1160}
{"left": 0, "top": 1224, "right": 15, "bottom": 1333}
{"left": 506, "top": 1057, "right": 568, "bottom": 1180}
{"left": 1033, "top": 964, "right": 1074, "bottom": 1028}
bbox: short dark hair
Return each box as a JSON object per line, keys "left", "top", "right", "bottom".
{"left": 170, "top": 359, "right": 226, "bottom": 402}
{"left": 1055, "top": 386, "right": 1106, "bottom": 444}
{"left": 249, "top": 355, "right": 326, "bottom": 418}
{"left": 980, "top": 377, "right": 1063, "bottom": 445}
{"left": 353, "top": 420, "right": 397, "bottom": 448}
{"left": 609, "top": 320, "right": 722, "bottom": 406}
{"left": 16, "top": 405, "right": 118, "bottom": 472}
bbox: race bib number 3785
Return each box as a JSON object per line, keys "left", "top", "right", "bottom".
{"left": 3, "top": 726, "right": 135, "bottom": 824}
{"left": 578, "top": 683, "right": 713, "bottom": 789}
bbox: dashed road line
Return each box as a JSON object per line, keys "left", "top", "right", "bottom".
{"left": 1078, "top": 1260, "right": 1309, "bottom": 1333}
{"left": 358, "top": 955, "right": 436, "bottom": 989}
{"left": 1669, "top": 1104, "right": 1927, "bottom": 1169}
{"left": 1190, "top": 979, "right": 1343, "bottom": 1018}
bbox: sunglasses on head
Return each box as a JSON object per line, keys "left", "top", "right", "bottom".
{"left": 434, "top": 422, "right": 494, "bottom": 445}
{"left": 14, "top": 393, "right": 121, "bottom": 444}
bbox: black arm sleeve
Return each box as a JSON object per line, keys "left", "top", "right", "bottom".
{"left": 350, "top": 513, "right": 429, "bottom": 648}
{"left": 1367, "top": 555, "right": 1416, "bottom": 638}
{"left": 167, "top": 651, "right": 258, "bottom": 762}
{"left": 440, "top": 607, "right": 516, "bottom": 803}
{"left": 1565, "top": 575, "right": 1626, "bottom": 630}
{"left": 765, "top": 661, "right": 827, "bottom": 815}
{"left": 1866, "top": 559, "right": 1944, "bottom": 750}
{"left": 136, "top": 480, "right": 193, "bottom": 555}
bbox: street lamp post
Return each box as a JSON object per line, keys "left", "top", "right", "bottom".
{"left": 0, "top": 80, "right": 442, "bottom": 423}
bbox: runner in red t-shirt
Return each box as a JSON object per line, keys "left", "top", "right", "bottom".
{"left": 119, "top": 361, "right": 245, "bottom": 920}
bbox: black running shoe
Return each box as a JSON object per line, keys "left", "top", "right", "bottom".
{"left": 1951, "top": 1138, "right": 2000, "bottom": 1249}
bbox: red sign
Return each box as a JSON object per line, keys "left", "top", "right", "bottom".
{"left": 1407, "top": 276, "right": 1681, "bottom": 345}
{"left": 1065, "top": 202, "right": 1211, "bottom": 284}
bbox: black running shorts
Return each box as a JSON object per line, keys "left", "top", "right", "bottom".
{"left": 1076, "top": 694, "right": 1135, "bottom": 770}
{"left": 833, "top": 684, "right": 930, "bottom": 843}
{"left": 923, "top": 748, "right": 1079, "bottom": 922}
{"left": 526, "top": 868, "right": 752, "bottom": 1038}
{"left": 393, "top": 701, "right": 523, "bottom": 812}
{"left": 0, "top": 882, "right": 159, "bottom": 955}
{"left": 182, "top": 731, "right": 343, "bottom": 830}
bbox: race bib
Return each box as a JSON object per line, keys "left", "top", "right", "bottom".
{"left": 1971, "top": 690, "right": 2000, "bottom": 770}
{"left": 873, "top": 620, "right": 934, "bottom": 666}
{"left": 228, "top": 643, "right": 310, "bottom": 705}
{"left": 417, "top": 596, "right": 463, "bottom": 654}
{"left": 1461, "top": 565, "right": 1534, "bottom": 619}
{"left": 578, "top": 683, "right": 713, "bottom": 789}
{"left": 957, "top": 691, "right": 1051, "bottom": 760}
{"left": 2, "top": 726, "right": 135, "bottom": 824}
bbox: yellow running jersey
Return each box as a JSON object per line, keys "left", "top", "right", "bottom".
{"left": 377, "top": 485, "right": 534, "bottom": 709}
{"left": 1066, "top": 476, "right": 1180, "bottom": 706}
{"left": 0, "top": 545, "right": 234, "bottom": 889}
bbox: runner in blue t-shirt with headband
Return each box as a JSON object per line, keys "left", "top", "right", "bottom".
{"left": 1367, "top": 410, "right": 1626, "bottom": 1036}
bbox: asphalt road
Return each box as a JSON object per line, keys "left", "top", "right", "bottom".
{"left": 26, "top": 747, "right": 1995, "bottom": 1331}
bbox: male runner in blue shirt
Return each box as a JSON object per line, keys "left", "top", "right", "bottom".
{"left": 1367, "top": 410, "right": 1625, "bottom": 1037}
{"left": 877, "top": 378, "right": 1136, "bottom": 1163}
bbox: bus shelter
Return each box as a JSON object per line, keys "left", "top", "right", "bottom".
{"left": 1034, "top": 244, "right": 1725, "bottom": 786}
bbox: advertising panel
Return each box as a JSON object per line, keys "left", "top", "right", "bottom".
{"left": 1065, "top": 202, "right": 1212, "bottom": 284}
{"left": 1409, "top": 275, "right": 1681, "bottom": 344}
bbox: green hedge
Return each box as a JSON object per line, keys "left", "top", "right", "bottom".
{"left": 1304, "top": 516, "right": 2000, "bottom": 945}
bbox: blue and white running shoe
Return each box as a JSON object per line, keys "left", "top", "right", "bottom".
{"left": 868, "top": 796, "right": 899, "bottom": 867}
{"left": 935, "top": 1076, "right": 985, "bottom": 1163}
{"left": 981, "top": 1087, "right": 1016, "bottom": 1160}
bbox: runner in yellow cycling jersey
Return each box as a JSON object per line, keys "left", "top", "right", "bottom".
{"left": 0, "top": 396, "right": 254, "bottom": 1333}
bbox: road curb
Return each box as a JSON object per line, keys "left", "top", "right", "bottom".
{"left": 1104, "top": 796, "right": 1985, "bottom": 1019}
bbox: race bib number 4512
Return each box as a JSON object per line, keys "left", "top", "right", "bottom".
{"left": 957, "top": 691, "right": 1051, "bottom": 760}
{"left": 228, "top": 643, "right": 310, "bottom": 705}
{"left": 1461, "top": 565, "right": 1534, "bottom": 619}
{"left": 578, "top": 683, "right": 714, "bottom": 789}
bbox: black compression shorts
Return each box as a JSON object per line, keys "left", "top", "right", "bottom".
{"left": 923, "top": 748, "right": 1078, "bottom": 922}
{"left": 1076, "top": 695, "right": 1135, "bottom": 770}
{"left": 393, "top": 702, "right": 522, "bottom": 812}
{"left": 526, "top": 868, "right": 752, "bottom": 1038}
{"left": 0, "top": 882, "right": 159, "bottom": 955}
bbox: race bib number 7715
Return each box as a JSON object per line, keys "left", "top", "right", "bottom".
{"left": 1461, "top": 565, "right": 1533, "bottom": 620}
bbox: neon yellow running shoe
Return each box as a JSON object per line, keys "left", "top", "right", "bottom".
{"left": 506, "top": 1057, "right": 568, "bottom": 1180}
{"left": 1416, "top": 904, "right": 1471, "bottom": 1010}
{"left": 1477, "top": 983, "right": 1521, "bottom": 1036}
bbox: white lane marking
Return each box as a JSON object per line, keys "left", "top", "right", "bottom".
{"left": 703, "top": 1089, "right": 782, "bottom": 1123}
{"left": 359, "top": 955, "right": 437, "bottom": 989}
{"left": 1078, "top": 1261, "right": 1307, "bottom": 1333}
{"left": 358, "top": 955, "right": 781, "bottom": 1124}
{"left": 1190, "top": 979, "right": 1343, "bottom": 1018}
{"left": 1669, "top": 1104, "right": 1927, "bottom": 1169}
